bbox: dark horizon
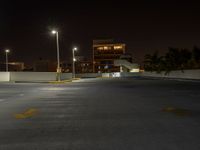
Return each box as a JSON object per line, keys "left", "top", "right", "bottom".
{"left": 1, "top": 1, "right": 200, "bottom": 66}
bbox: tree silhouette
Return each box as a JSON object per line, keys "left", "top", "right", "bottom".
{"left": 143, "top": 47, "right": 197, "bottom": 73}
{"left": 192, "top": 46, "right": 200, "bottom": 68}
{"left": 144, "top": 51, "right": 163, "bottom": 72}
{"left": 179, "top": 48, "right": 192, "bottom": 70}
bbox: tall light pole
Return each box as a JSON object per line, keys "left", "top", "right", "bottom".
{"left": 5, "top": 49, "right": 10, "bottom": 72}
{"left": 72, "top": 47, "right": 77, "bottom": 79}
{"left": 51, "top": 30, "right": 61, "bottom": 81}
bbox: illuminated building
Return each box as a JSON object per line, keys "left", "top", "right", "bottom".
{"left": 93, "top": 39, "right": 126, "bottom": 73}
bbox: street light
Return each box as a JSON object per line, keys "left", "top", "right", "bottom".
{"left": 51, "top": 30, "right": 61, "bottom": 81}
{"left": 5, "top": 49, "right": 10, "bottom": 72}
{"left": 72, "top": 47, "right": 77, "bottom": 78}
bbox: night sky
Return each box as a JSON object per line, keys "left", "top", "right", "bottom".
{"left": 0, "top": 0, "right": 200, "bottom": 65}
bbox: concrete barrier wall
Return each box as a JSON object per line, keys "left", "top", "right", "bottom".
{"left": 102, "top": 73, "right": 110, "bottom": 77}
{"left": 142, "top": 70, "right": 200, "bottom": 80}
{"left": 120, "top": 72, "right": 141, "bottom": 77}
{"left": 10, "top": 72, "right": 72, "bottom": 82}
{"left": 0, "top": 72, "right": 10, "bottom": 82}
{"left": 76, "top": 72, "right": 141, "bottom": 78}
{"left": 76, "top": 73, "right": 101, "bottom": 78}
{"left": 61, "top": 73, "right": 72, "bottom": 80}
{"left": 101, "top": 72, "right": 141, "bottom": 78}
{"left": 10, "top": 72, "right": 57, "bottom": 81}
{"left": 1, "top": 70, "right": 199, "bottom": 82}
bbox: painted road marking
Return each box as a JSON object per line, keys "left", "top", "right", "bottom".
{"left": 14, "top": 108, "right": 39, "bottom": 119}
{"left": 161, "top": 107, "right": 191, "bottom": 116}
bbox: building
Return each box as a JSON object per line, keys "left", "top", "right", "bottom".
{"left": 75, "top": 56, "right": 93, "bottom": 73}
{"left": 60, "top": 57, "right": 93, "bottom": 74}
{"left": 93, "top": 39, "right": 126, "bottom": 73}
{"left": 0, "top": 62, "right": 24, "bottom": 71}
{"left": 60, "top": 62, "right": 71, "bottom": 73}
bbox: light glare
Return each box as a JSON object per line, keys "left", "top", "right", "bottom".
{"left": 73, "top": 47, "right": 77, "bottom": 51}
{"left": 5, "top": 49, "right": 10, "bottom": 53}
{"left": 52, "top": 30, "right": 57, "bottom": 34}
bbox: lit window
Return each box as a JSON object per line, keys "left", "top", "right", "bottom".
{"left": 114, "top": 46, "right": 123, "bottom": 49}
{"left": 97, "top": 47, "right": 104, "bottom": 50}
{"left": 104, "top": 46, "right": 108, "bottom": 50}
{"left": 104, "top": 46, "right": 112, "bottom": 50}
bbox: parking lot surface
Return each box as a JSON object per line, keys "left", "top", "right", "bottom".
{"left": 0, "top": 78, "right": 200, "bottom": 150}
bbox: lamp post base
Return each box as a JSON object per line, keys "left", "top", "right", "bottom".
{"left": 56, "top": 68, "right": 62, "bottom": 81}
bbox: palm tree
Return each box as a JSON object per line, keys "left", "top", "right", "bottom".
{"left": 144, "top": 54, "right": 153, "bottom": 71}
{"left": 164, "top": 48, "right": 180, "bottom": 73}
{"left": 179, "top": 48, "right": 192, "bottom": 70}
{"left": 144, "top": 51, "right": 163, "bottom": 72}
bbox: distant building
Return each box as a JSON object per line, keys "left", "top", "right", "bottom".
{"left": 93, "top": 39, "right": 126, "bottom": 73}
{"left": 9, "top": 62, "right": 25, "bottom": 71}
{"left": 60, "top": 56, "right": 93, "bottom": 74}
{"left": 0, "top": 62, "right": 24, "bottom": 71}
{"left": 75, "top": 56, "right": 93, "bottom": 73}
{"left": 60, "top": 61, "right": 72, "bottom": 73}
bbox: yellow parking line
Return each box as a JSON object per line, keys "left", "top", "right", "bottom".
{"left": 14, "top": 108, "right": 39, "bottom": 119}
{"left": 48, "top": 80, "right": 72, "bottom": 84}
{"left": 161, "top": 107, "right": 191, "bottom": 116}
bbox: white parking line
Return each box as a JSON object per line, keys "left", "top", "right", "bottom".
{"left": 0, "top": 99, "right": 5, "bottom": 102}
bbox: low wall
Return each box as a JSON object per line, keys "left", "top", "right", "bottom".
{"left": 120, "top": 72, "right": 141, "bottom": 77}
{"left": 10, "top": 72, "right": 56, "bottom": 81}
{"left": 102, "top": 73, "right": 110, "bottom": 77}
{"left": 0, "top": 72, "right": 10, "bottom": 82}
{"left": 101, "top": 72, "right": 140, "bottom": 78}
{"left": 142, "top": 70, "right": 200, "bottom": 80}
{"left": 1, "top": 70, "right": 199, "bottom": 82}
{"left": 61, "top": 73, "right": 72, "bottom": 80}
{"left": 10, "top": 72, "right": 72, "bottom": 82}
{"left": 76, "top": 73, "right": 101, "bottom": 78}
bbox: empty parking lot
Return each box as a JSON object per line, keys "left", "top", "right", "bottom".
{"left": 0, "top": 78, "right": 200, "bottom": 150}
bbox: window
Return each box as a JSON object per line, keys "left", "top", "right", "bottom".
{"left": 97, "top": 47, "right": 104, "bottom": 50}
{"left": 114, "top": 46, "right": 123, "bottom": 50}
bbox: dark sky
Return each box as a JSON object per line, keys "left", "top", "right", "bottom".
{"left": 1, "top": 0, "right": 200, "bottom": 65}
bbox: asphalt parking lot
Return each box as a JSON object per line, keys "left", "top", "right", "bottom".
{"left": 0, "top": 78, "right": 200, "bottom": 150}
